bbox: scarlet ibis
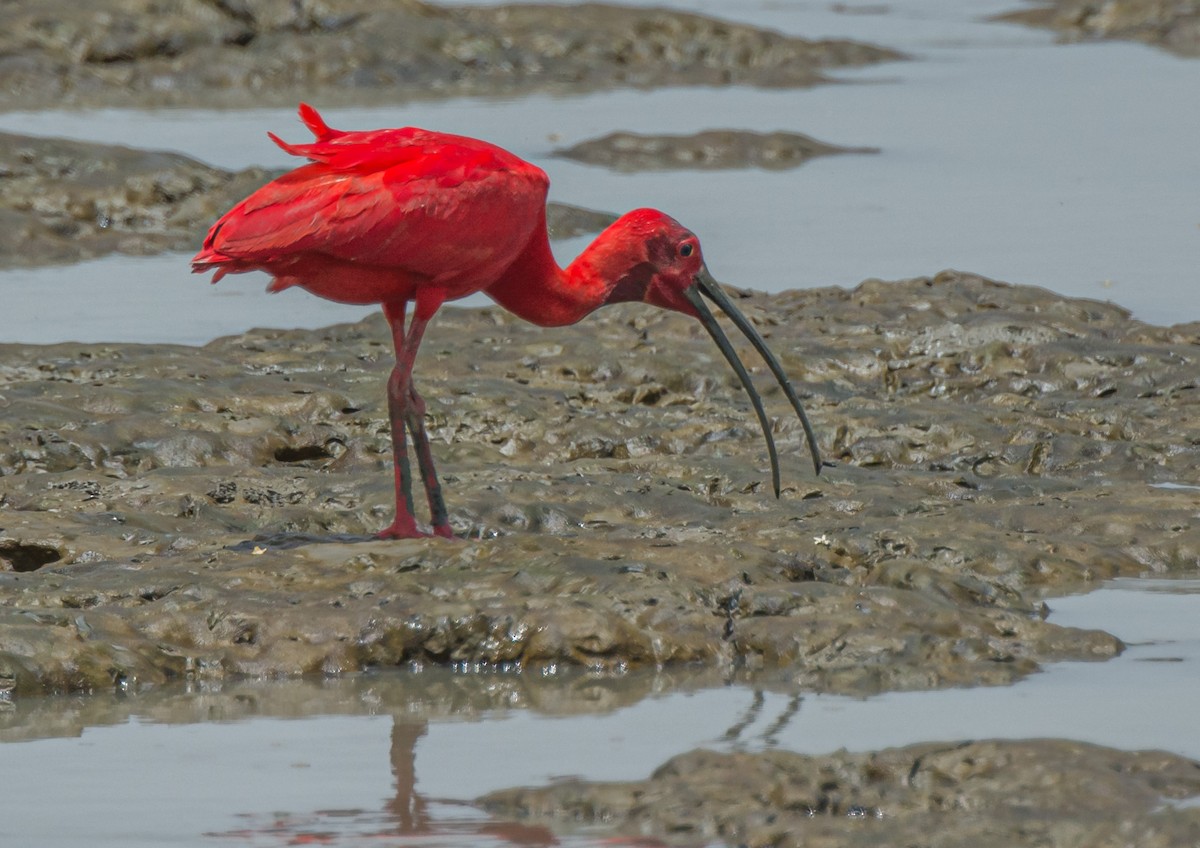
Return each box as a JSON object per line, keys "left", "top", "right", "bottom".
{"left": 193, "top": 104, "right": 821, "bottom": 539}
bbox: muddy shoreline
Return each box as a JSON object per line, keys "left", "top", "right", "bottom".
{"left": 2, "top": 271, "right": 1196, "bottom": 700}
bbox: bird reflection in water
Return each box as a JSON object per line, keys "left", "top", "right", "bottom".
{"left": 205, "top": 715, "right": 671, "bottom": 847}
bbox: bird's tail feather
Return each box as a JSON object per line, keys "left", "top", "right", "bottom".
{"left": 298, "top": 102, "right": 340, "bottom": 140}
{"left": 190, "top": 247, "right": 231, "bottom": 282}
{"left": 268, "top": 103, "right": 345, "bottom": 160}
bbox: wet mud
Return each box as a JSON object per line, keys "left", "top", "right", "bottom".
{"left": 0, "top": 0, "right": 902, "bottom": 111}
{"left": 999, "top": 0, "right": 1200, "bottom": 57}
{"left": 483, "top": 739, "right": 1200, "bottom": 846}
{"left": 0, "top": 131, "right": 277, "bottom": 269}
{"left": 1, "top": 271, "right": 1197, "bottom": 699}
{"left": 554, "top": 129, "right": 877, "bottom": 172}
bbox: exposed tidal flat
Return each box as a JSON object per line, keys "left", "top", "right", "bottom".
{"left": 1, "top": 1, "right": 1198, "bottom": 845}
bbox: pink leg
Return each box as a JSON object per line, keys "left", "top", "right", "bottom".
{"left": 405, "top": 383, "right": 452, "bottom": 538}
{"left": 376, "top": 292, "right": 450, "bottom": 540}
{"left": 378, "top": 300, "right": 421, "bottom": 538}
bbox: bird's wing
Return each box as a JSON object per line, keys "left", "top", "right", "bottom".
{"left": 198, "top": 129, "right": 549, "bottom": 284}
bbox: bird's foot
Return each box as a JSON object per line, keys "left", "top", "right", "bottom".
{"left": 375, "top": 519, "right": 455, "bottom": 540}
{"left": 375, "top": 526, "right": 436, "bottom": 540}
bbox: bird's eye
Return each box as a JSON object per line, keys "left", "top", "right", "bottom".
{"left": 679, "top": 243, "right": 694, "bottom": 258}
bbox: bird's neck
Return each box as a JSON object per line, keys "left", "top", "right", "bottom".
{"left": 486, "top": 218, "right": 609, "bottom": 328}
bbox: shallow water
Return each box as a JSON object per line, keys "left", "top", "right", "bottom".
{"left": 1, "top": 1, "right": 1198, "bottom": 343}
{"left": 2, "top": 578, "right": 1198, "bottom": 847}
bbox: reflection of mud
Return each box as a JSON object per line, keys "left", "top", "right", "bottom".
{"left": 0, "top": 666, "right": 729, "bottom": 743}
{"left": 555, "top": 130, "right": 878, "bottom": 172}
{"left": 2, "top": 271, "right": 1196, "bottom": 698}
{"left": 483, "top": 740, "right": 1200, "bottom": 846}
{"left": 998, "top": 0, "right": 1200, "bottom": 57}
{"left": 0, "top": 1, "right": 903, "bottom": 111}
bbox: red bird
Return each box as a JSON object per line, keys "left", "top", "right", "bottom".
{"left": 193, "top": 104, "right": 821, "bottom": 539}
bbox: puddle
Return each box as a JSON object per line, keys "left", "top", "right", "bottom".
{"left": 1, "top": 1, "right": 1198, "bottom": 343}
{"left": 2, "top": 578, "right": 1197, "bottom": 847}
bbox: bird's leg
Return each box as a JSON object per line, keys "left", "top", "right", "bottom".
{"left": 404, "top": 382, "right": 452, "bottom": 538}
{"left": 379, "top": 300, "right": 422, "bottom": 538}
{"left": 377, "top": 292, "right": 448, "bottom": 540}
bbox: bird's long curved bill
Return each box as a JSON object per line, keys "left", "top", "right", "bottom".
{"left": 683, "top": 271, "right": 822, "bottom": 496}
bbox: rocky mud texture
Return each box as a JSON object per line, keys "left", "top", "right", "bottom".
{"left": 483, "top": 739, "right": 1200, "bottom": 847}
{"left": 0, "top": 664, "right": 779, "bottom": 745}
{"left": 1, "top": 271, "right": 1197, "bottom": 697}
{"left": 0, "top": 0, "right": 903, "bottom": 111}
{"left": 554, "top": 129, "right": 877, "bottom": 172}
{"left": 0, "top": 131, "right": 275, "bottom": 269}
{"left": 999, "top": 0, "right": 1200, "bottom": 57}
{"left": 0, "top": 131, "right": 616, "bottom": 270}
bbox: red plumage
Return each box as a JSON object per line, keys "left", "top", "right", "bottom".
{"left": 194, "top": 108, "right": 549, "bottom": 307}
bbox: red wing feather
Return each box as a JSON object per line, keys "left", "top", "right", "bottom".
{"left": 193, "top": 105, "right": 550, "bottom": 301}
{"left": 200, "top": 167, "right": 386, "bottom": 259}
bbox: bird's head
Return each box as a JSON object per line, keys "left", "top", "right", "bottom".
{"left": 590, "top": 209, "right": 824, "bottom": 492}
{"left": 591, "top": 208, "right": 706, "bottom": 315}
